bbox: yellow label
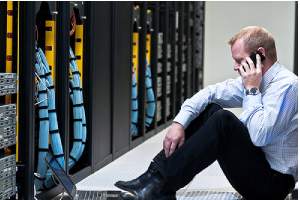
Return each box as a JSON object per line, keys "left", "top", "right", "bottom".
{"left": 45, "top": 20, "right": 56, "bottom": 145}
{"left": 132, "top": 32, "right": 139, "bottom": 83}
{"left": 146, "top": 34, "right": 151, "bottom": 66}
{"left": 45, "top": 20, "right": 56, "bottom": 84}
{"left": 75, "top": 25, "right": 84, "bottom": 87}
{"left": 6, "top": 1, "right": 13, "bottom": 104}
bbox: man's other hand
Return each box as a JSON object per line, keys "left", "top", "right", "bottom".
{"left": 163, "top": 122, "right": 185, "bottom": 158}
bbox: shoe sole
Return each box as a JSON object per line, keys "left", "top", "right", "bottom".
{"left": 114, "top": 182, "right": 136, "bottom": 195}
{"left": 115, "top": 183, "right": 176, "bottom": 200}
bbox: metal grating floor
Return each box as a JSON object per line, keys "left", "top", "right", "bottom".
{"left": 176, "top": 190, "right": 242, "bottom": 200}
{"left": 176, "top": 189, "right": 295, "bottom": 200}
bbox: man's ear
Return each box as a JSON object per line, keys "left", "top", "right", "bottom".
{"left": 257, "top": 47, "right": 266, "bottom": 57}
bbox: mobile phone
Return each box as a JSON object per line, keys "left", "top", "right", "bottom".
{"left": 250, "top": 51, "right": 265, "bottom": 66}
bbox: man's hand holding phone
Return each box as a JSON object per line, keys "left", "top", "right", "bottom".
{"left": 239, "top": 53, "right": 263, "bottom": 90}
{"left": 163, "top": 122, "right": 185, "bottom": 157}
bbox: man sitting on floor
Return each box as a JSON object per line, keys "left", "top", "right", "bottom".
{"left": 116, "top": 26, "right": 298, "bottom": 200}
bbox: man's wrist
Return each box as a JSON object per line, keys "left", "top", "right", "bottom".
{"left": 172, "top": 121, "right": 184, "bottom": 129}
{"left": 245, "top": 87, "right": 260, "bottom": 95}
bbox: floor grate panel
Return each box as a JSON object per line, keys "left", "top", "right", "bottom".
{"left": 176, "top": 189, "right": 295, "bottom": 200}
{"left": 177, "top": 190, "right": 242, "bottom": 200}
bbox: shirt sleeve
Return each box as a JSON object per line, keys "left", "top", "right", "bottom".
{"left": 173, "top": 77, "right": 244, "bottom": 129}
{"left": 239, "top": 81, "right": 298, "bottom": 146}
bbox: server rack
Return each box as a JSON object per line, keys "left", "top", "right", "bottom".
{"left": 144, "top": 2, "right": 159, "bottom": 140}
{"left": 130, "top": 2, "right": 147, "bottom": 147}
{"left": 176, "top": 3, "right": 184, "bottom": 113}
{"left": 13, "top": 2, "right": 205, "bottom": 199}
{"left": 168, "top": 2, "right": 177, "bottom": 121}
{"left": 193, "top": 2, "right": 205, "bottom": 90}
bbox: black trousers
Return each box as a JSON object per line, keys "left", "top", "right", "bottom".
{"left": 153, "top": 104, "right": 295, "bottom": 200}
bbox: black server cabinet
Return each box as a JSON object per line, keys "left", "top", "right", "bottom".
{"left": 112, "top": 2, "right": 133, "bottom": 159}
{"left": 86, "top": 2, "right": 114, "bottom": 172}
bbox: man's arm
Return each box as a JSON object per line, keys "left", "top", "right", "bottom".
{"left": 163, "top": 77, "right": 244, "bottom": 157}
{"left": 239, "top": 81, "right": 298, "bottom": 146}
{"left": 173, "top": 77, "right": 244, "bottom": 129}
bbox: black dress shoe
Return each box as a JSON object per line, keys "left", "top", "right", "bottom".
{"left": 115, "top": 162, "right": 158, "bottom": 193}
{"left": 118, "top": 174, "right": 176, "bottom": 200}
{"left": 115, "top": 162, "right": 176, "bottom": 200}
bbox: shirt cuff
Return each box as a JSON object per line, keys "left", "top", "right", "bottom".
{"left": 242, "top": 93, "right": 262, "bottom": 110}
{"left": 173, "top": 111, "right": 194, "bottom": 129}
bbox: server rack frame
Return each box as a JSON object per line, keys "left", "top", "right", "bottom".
{"left": 168, "top": 2, "right": 177, "bottom": 121}
{"left": 184, "top": 2, "right": 192, "bottom": 99}
{"left": 55, "top": 1, "right": 70, "bottom": 174}
{"left": 144, "top": 2, "right": 159, "bottom": 140}
{"left": 193, "top": 2, "right": 205, "bottom": 91}
{"left": 70, "top": 2, "right": 93, "bottom": 179}
{"left": 176, "top": 2, "right": 184, "bottom": 113}
{"left": 18, "top": 2, "right": 36, "bottom": 199}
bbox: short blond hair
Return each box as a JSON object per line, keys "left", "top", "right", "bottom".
{"left": 228, "top": 26, "right": 277, "bottom": 62}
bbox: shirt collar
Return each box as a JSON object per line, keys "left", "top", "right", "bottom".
{"left": 260, "top": 61, "right": 281, "bottom": 92}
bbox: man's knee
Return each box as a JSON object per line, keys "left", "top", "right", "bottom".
{"left": 212, "top": 109, "right": 239, "bottom": 125}
{"left": 214, "top": 109, "right": 236, "bottom": 118}
{"left": 201, "top": 103, "right": 223, "bottom": 119}
{"left": 206, "top": 103, "right": 223, "bottom": 113}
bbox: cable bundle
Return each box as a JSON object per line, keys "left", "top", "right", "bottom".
{"left": 69, "top": 47, "right": 87, "bottom": 168}
{"left": 145, "top": 63, "right": 155, "bottom": 128}
{"left": 34, "top": 50, "right": 50, "bottom": 190}
{"left": 35, "top": 48, "right": 65, "bottom": 189}
{"left": 34, "top": 47, "right": 86, "bottom": 190}
{"left": 131, "top": 71, "right": 139, "bottom": 136}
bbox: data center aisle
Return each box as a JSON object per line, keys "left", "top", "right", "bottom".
{"left": 76, "top": 126, "right": 236, "bottom": 198}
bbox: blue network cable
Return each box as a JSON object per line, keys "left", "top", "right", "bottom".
{"left": 130, "top": 61, "right": 156, "bottom": 136}
{"left": 35, "top": 48, "right": 65, "bottom": 189}
{"left": 34, "top": 47, "right": 87, "bottom": 190}
{"left": 68, "top": 47, "right": 86, "bottom": 168}
{"left": 131, "top": 71, "right": 139, "bottom": 136}
{"left": 34, "top": 54, "right": 50, "bottom": 190}
{"left": 145, "top": 63, "right": 155, "bottom": 128}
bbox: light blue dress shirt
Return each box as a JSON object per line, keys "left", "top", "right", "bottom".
{"left": 173, "top": 61, "right": 298, "bottom": 181}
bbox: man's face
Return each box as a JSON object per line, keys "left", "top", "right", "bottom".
{"left": 231, "top": 39, "right": 249, "bottom": 72}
